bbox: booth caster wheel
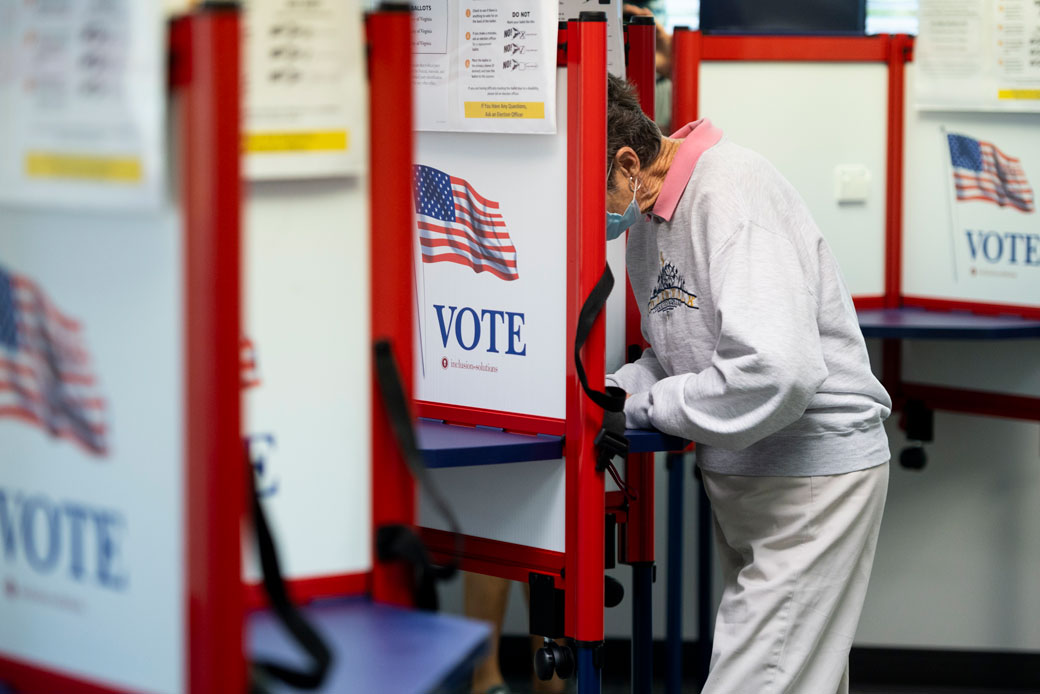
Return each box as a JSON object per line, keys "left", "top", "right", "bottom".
{"left": 534, "top": 638, "right": 575, "bottom": 681}
{"left": 900, "top": 442, "right": 927, "bottom": 470}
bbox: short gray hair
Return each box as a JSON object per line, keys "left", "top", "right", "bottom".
{"left": 607, "top": 74, "right": 662, "bottom": 191}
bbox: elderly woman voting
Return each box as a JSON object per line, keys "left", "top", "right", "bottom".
{"left": 605, "top": 74, "right": 892, "bottom": 694}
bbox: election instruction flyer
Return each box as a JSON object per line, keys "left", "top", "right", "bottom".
{"left": 242, "top": 0, "right": 367, "bottom": 179}
{"left": 916, "top": 0, "right": 1040, "bottom": 112}
{"left": 0, "top": 0, "right": 165, "bottom": 209}
{"left": 414, "top": 0, "right": 558, "bottom": 134}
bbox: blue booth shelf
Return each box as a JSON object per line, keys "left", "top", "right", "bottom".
{"left": 418, "top": 419, "right": 687, "bottom": 468}
{"left": 249, "top": 598, "right": 491, "bottom": 694}
{"left": 627, "top": 428, "right": 689, "bottom": 453}
{"left": 858, "top": 308, "right": 1040, "bottom": 340}
{"left": 418, "top": 419, "right": 563, "bottom": 467}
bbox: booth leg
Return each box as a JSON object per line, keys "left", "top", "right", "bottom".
{"left": 695, "top": 467, "right": 713, "bottom": 689}
{"left": 665, "top": 452, "right": 685, "bottom": 694}
{"left": 577, "top": 644, "right": 602, "bottom": 694}
{"left": 631, "top": 562, "right": 654, "bottom": 694}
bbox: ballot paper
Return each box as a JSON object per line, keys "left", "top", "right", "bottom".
{"left": 242, "top": 0, "right": 367, "bottom": 178}
{"left": 916, "top": 0, "right": 1040, "bottom": 112}
{"left": 0, "top": 0, "right": 165, "bottom": 209}
{"left": 414, "top": 0, "right": 558, "bottom": 134}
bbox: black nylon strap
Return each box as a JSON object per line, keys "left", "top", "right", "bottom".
{"left": 574, "top": 264, "right": 630, "bottom": 470}
{"left": 375, "top": 524, "right": 441, "bottom": 611}
{"left": 248, "top": 459, "right": 333, "bottom": 692}
{"left": 372, "top": 340, "right": 462, "bottom": 594}
{"left": 574, "top": 264, "right": 627, "bottom": 414}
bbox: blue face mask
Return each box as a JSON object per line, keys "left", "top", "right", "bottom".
{"left": 606, "top": 167, "right": 642, "bottom": 241}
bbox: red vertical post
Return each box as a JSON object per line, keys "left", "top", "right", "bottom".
{"left": 671, "top": 27, "right": 700, "bottom": 127}
{"left": 881, "top": 35, "right": 912, "bottom": 412}
{"left": 367, "top": 5, "right": 417, "bottom": 607}
{"left": 565, "top": 13, "right": 607, "bottom": 645}
{"left": 884, "top": 34, "right": 912, "bottom": 309}
{"left": 626, "top": 18, "right": 656, "bottom": 120}
{"left": 624, "top": 16, "right": 656, "bottom": 359}
{"left": 179, "top": 6, "right": 246, "bottom": 694}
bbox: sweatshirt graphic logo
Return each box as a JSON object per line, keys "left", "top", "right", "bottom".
{"left": 648, "top": 253, "right": 698, "bottom": 314}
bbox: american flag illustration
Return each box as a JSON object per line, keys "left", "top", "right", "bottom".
{"left": 0, "top": 265, "right": 107, "bottom": 456}
{"left": 413, "top": 164, "right": 519, "bottom": 281}
{"left": 948, "top": 133, "right": 1035, "bottom": 213}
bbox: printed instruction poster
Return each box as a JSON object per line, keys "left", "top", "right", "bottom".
{"left": 558, "top": 0, "right": 625, "bottom": 78}
{"left": 414, "top": 0, "right": 558, "bottom": 134}
{"left": 243, "top": 0, "right": 367, "bottom": 179}
{"left": 916, "top": 0, "right": 1040, "bottom": 112}
{"left": 0, "top": 0, "right": 165, "bottom": 210}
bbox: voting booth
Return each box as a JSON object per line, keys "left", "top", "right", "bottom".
{"left": 244, "top": 3, "right": 491, "bottom": 694}
{"left": 0, "top": 6, "right": 244, "bottom": 693}
{"left": 1, "top": 3, "right": 489, "bottom": 693}
{"left": 668, "top": 26, "right": 1040, "bottom": 417}
{"left": 406, "top": 8, "right": 685, "bottom": 693}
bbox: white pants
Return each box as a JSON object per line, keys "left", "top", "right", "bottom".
{"left": 700, "top": 463, "right": 889, "bottom": 694}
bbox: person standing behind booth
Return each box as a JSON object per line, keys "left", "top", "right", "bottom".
{"left": 604, "top": 74, "right": 892, "bottom": 694}
{"left": 464, "top": 574, "right": 569, "bottom": 694}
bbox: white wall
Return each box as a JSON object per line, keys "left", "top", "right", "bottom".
{"left": 861, "top": 406, "right": 1040, "bottom": 651}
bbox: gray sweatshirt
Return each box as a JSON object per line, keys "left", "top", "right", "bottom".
{"left": 606, "top": 120, "right": 891, "bottom": 477}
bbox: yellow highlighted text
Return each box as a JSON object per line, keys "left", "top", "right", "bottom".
{"left": 244, "top": 130, "right": 349, "bottom": 153}
{"left": 998, "top": 89, "right": 1040, "bottom": 100}
{"left": 463, "top": 101, "right": 545, "bottom": 119}
{"left": 25, "top": 152, "right": 142, "bottom": 183}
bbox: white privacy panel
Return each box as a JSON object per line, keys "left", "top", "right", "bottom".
{"left": 414, "top": 71, "right": 569, "bottom": 424}
{"left": 240, "top": 0, "right": 372, "bottom": 586}
{"left": 699, "top": 62, "right": 889, "bottom": 298}
{"left": 419, "top": 459, "right": 566, "bottom": 552}
{"left": 0, "top": 187, "right": 185, "bottom": 692}
{"left": 902, "top": 64, "right": 1040, "bottom": 308}
{"left": 242, "top": 175, "right": 372, "bottom": 583}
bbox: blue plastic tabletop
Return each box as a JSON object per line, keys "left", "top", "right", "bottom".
{"left": 418, "top": 419, "right": 687, "bottom": 468}
{"left": 858, "top": 308, "right": 1040, "bottom": 340}
{"left": 248, "top": 598, "right": 491, "bottom": 694}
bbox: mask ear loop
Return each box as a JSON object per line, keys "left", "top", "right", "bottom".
{"left": 629, "top": 176, "right": 642, "bottom": 208}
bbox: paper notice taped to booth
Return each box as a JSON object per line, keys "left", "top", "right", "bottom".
{"left": 0, "top": 0, "right": 165, "bottom": 209}
{"left": 414, "top": 0, "right": 557, "bottom": 134}
{"left": 242, "top": 0, "right": 367, "bottom": 179}
{"left": 915, "top": 0, "right": 1040, "bottom": 112}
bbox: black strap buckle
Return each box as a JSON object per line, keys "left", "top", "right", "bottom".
{"left": 594, "top": 409, "right": 629, "bottom": 471}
